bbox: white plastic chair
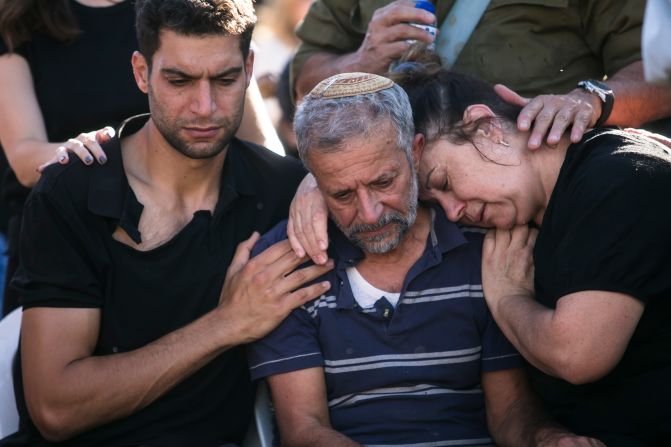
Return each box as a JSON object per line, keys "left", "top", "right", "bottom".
{"left": 0, "top": 307, "right": 21, "bottom": 438}
{"left": 242, "top": 380, "right": 275, "bottom": 447}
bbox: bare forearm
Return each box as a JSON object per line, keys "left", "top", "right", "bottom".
{"left": 489, "top": 392, "right": 560, "bottom": 447}
{"left": 606, "top": 60, "right": 671, "bottom": 127}
{"left": 236, "top": 76, "right": 284, "bottom": 154}
{"left": 282, "top": 426, "right": 361, "bottom": 447}
{"left": 25, "top": 308, "right": 243, "bottom": 441}
{"left": 488, "top": 294, "right": 562, "bottom": 377}
{"left": 4, "top": 139, "right": 62, "bottom": 187}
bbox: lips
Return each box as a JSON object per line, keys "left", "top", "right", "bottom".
{"left": 184, "top": 126, "right": 221, "bottom": 138}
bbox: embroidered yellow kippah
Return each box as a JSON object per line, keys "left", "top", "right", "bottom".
{"left": 308, "top": 72, "right": 394, "bottom": 99}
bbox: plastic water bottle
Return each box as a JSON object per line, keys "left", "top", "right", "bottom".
{"left": 409, "top": 0, "right": 437, "bottom": 49}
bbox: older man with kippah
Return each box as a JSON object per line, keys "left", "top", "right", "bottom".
{"left": 247, "top": 73, "right": 600, "bottom": 447}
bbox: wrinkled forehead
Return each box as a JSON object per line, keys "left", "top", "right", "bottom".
{"left": 311, "top": 138, "right": 410, "bottom": 191}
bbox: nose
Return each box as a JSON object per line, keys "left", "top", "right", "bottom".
{"left": 191, "top": 80, "right": 216, "bottom": 117}
{"left": 438, "top": 193, "right": 466, "bottom": 222}
{"left": 357, "top": 190, "right": 383, "bottom": 225}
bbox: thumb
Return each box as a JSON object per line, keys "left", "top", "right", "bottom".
{"left": 494, "top": 84, "right": 530, "bottom": 107}
{"left": 227, "top": 231, "right": 260, "bottom": 278}
{"left": 95, "top": 126, "right": 116, "bottom": 143}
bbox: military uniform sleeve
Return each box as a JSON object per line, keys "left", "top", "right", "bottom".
{"left": 580, "top": 0, "right": 644, "bottom": 76}
{"left": 291, "top": 0, "right": 379, "bottom": 94}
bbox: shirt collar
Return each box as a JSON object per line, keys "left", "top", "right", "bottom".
{"left": 87, "top": 113, "right": 257, "bottom": 243}
{"left": 327, "top": 204, "right": 468, "bottom": 309}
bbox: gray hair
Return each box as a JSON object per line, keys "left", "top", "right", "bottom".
{"left": 294, "top": 83, "right": 415, "bottom": 170}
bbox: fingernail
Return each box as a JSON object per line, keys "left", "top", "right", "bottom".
{"left": 519, "top": 120, "right": 529, "bottom": 129}
{"left": 321, "top": 281, "right": 331, "bottom": 289}
{"left": 85, "top": 155, "right": 94, "bottom": 165}
{"left": 58, "top": 155, "right": 67, "bottom": 163}
{"left": 99, "top": 155, "right": 107, "bottom": 164}
{"left": 317, "top": 255, "right": 326, "bottom": 265}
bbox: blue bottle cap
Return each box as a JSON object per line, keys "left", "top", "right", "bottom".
{"left": 414, "top": 0, "right": 435, "bottom": 14}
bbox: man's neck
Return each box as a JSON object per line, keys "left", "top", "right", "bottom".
{"left": 112, "top": 118, "right": 229, "bottom": 251}
{"left": 121, "top": 118, "right": 227, "bottom": 207}
{"left": 355, "top": 206, "right": 432, "bottom": 293}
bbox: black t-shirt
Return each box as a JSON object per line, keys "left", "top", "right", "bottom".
{"left": 4, "top": 115, "right": 306, "bottom": 447}
{"left": 531, "top": 130, "right": 671, "bottom": 446}
{"left": 0, "top": 0, "right": 148, "bottom": 208}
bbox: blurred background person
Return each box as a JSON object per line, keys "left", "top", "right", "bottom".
{"left": 291, "top": 0, "right": 671, "bottom": 145}
{"left": 0, "top": 0, "right": 146, "bottom": 317}
{"left": 253, "top": 0, "right": 312, "bottom": 133}
{"left": 642, "top": 0, "right": 671, "bottom": 84}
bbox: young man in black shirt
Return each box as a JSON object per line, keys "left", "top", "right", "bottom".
{"left": 1, "top": 1, "right": 333, "bottom": 446}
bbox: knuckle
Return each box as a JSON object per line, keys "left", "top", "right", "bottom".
{"left": 555, "top": 111, "right": 572, "bottom": 122}
{"left": 292, "top": 268, "right": 309, "bottom": 283}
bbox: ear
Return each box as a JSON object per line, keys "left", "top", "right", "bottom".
{"left": 463, "top": 104, "right": 504, "bottom": 142}
{"left": 131, "top": 51, "right": 150, "bottom": 94}
{"left": 411, "top": 133, "right": 424, "bottom": 171}
{"left": 244, "top": 49, "right": 255, "bottom": 88}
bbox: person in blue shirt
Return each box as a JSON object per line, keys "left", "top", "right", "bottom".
{"left": 248, "top": 72, "right": 601, "bottom": 447}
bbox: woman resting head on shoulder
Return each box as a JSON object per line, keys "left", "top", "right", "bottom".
{"left": 397, "top": 48, "right": 671, "bottom": 445}
{"left": 289, "top": 47, "right": 671, "bottom": 445}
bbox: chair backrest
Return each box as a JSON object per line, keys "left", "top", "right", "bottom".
{"left": 242, "top": 380, "right": 275, "bottom": 447}
{"left": 0, "top": 307, "right": 21, "bottom": 439}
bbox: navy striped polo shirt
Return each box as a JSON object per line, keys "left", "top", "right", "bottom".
{"left": 248, "top": 207, "right": 523, "bottom": 446}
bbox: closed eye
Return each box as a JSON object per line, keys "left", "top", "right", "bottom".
{"left": 167, "top": 78, "right": 190, "bottom": 86}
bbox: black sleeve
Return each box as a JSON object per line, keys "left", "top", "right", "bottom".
{"left": 544, "top": 151, "right": 671, "bottom": 304}
{"left": 12, "top": 185, "right": 105, "bottom": 308}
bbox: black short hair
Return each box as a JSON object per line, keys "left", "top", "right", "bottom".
{"left": 135, "top": 0, "right": 256, "bottom": 67}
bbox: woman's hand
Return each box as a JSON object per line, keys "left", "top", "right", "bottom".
{"left": 37, "top": 126, "right": 114, "bottom": 173}
{"left": 287, "top": 173, "right": 330, "bottom": 265}
{"left": 481, "top": 225, "right": 537, "bottom": 314}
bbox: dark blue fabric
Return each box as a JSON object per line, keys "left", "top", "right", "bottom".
{"left": 248, "top": 208, "right": 522, "bottom": 446}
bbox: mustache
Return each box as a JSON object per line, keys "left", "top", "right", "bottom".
{"left": 347, "top": 211, "right": 408, "bottom": 236}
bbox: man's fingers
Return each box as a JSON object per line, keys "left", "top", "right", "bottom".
{"left": 376, "top": 2, "right": 435, "bottom": 28}
{"left": 516, "top": 97, "right": 545, "bottom": 138}
{"left": 383, "top": 23, "right": 436, "bottom": 44}
{"left": 227, "top": 231, "right": 261, "bottom": 278}
{"left": 494, "top": 84, "right": 530, "bottom": 108}
{"left": 545, "top": 107, "right": 577, "bottom": 146}
{"left": 286, "top": 280, "right": 332, "bottom": 309}
{"left": 569, "top": 108, "right": 594, "bottom": 143}
{"left": 278, "top": 260, "right": 334, "bottom": 296}
{"left": 527, "top": 104, "right": 558, "bottom": 149}
{"left": 251, "top": 238, "right": 296, "bottom": 269}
